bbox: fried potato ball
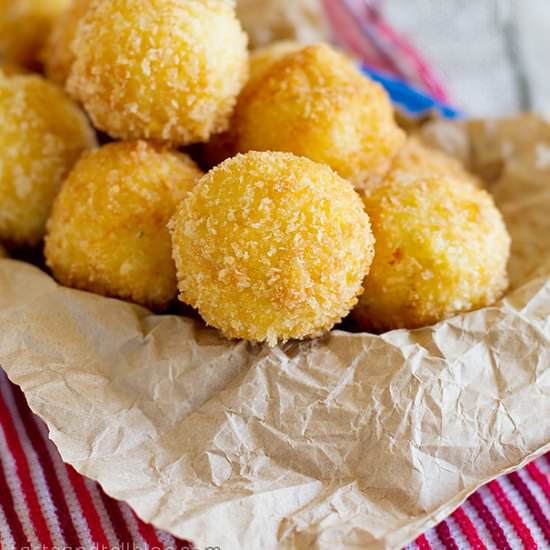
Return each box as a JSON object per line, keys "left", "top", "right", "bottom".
{"left": 233, "top": 43, "right": 405, "bottom": 188}
{"left": 0, "top": 61, "right": 28, "bottom": 76}
{"left": 201, "top": 40, "right": 304, "bottom": 168}
{"left": 45, "top": 141, "right": 203, "bottom": 310}
{"left": 41, "top": 0, "right": 93, "bottom": 86}
{"left": 170, "top": 151, "right": 375, "bottom": 345}
{"left": 0, "top": 0, "right": 71, "bottom": 68}
{"left": 391, "top": 137, "right": 483, "bottom": 188}
{"left": 249, "top": 40, "right": 304, "bottom": 88}
{"left": 352, "top": 173, "right": 510, "bottom": 332}
{"left": 0, "top": 73, "right": 96, "bottom": 247}
{"left": 67, "top": 0, "right": 249, "bottom": 144}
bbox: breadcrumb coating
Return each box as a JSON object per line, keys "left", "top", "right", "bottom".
{"left": 352, "top": 173, "right": 510, "bottom": 332}
{"left": 233, "top": 43, "right": 405, "bottom": 188}
{"left": 41, "top": 0, "right": 93, "bottom": 86}
{"left": 248, "top": 40, "right": 305, "bottom": 89}
{"left": 201, "top": 40, "right": 304, "bottom": 168}
{"left": 45, "top": 141, "right": 203, "bottom": 310}
{"left": 170, "top": 151, "right": 375, "bottom": 345}
{"left": 0, "top": 0, "right": 71, "bottom": 68}
{"left": 0, "top": 62, "right": 28, "bottom": 77}
{"left": 390, "top": 137, "right": 483, "bottom": 189}
{"left": 67, "top": 0, "right": 249, "bottom": 144}
{"left": 0, "top": 73, "right": 96, "bottom": 247}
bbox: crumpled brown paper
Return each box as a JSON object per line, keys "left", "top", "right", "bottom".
{"left": 0, "top": 116, "right": 549, "bottom": 550}
{"left": 235, "top": 0, "right": 330, "bottom": 48}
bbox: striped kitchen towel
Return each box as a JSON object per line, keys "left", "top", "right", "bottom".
{"left": 1, "top": 369, "right": 550, "bottom": 549}
{"left": 322, "top": 0, "right": 449, "bottom": 103}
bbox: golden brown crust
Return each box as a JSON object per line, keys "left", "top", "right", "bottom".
{"left": 0, "top": 0, "right": 71, "bottom": 69}
{"left": 45, "top": 141, "right": 203, "bottom": 310}
{"left": 248, "top": 41, "right": 305, "bottom": 89}
{"left": 0, "top": 61, "right": 28, "bottom": 77}
{"left": 170, "top": 151, "right": 375, "bottom": 345}
{"left": 352, "top": 172, "right": 510, "bottom": 332}
{"left": 41, "top": 0, "right": 93, "bottom": 86}
{"left": 390, "top": 137, "right": 483, "bottom": 189}
{"left": 201, "top": 40, "right": 305, "bottom": 168}
{"left": 0, "top": 73, "right": 96, "bottom": 247}
{"left": 67, "top": 0, "right": 249, "bottom": 145}
{"left": 232, "top": 43, "right": 405, "bottom": 188}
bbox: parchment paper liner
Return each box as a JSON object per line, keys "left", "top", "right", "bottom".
{"left": 0, "top": 115, "right": 549, "bottom": 549}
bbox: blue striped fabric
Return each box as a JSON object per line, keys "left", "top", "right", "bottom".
{"left": 362, "top": 66, "right": 461, "bottom": 119}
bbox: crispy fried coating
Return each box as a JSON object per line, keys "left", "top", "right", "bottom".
{"left": 42, "top": 0, "right": 93, "bottom": 86}
{"left": 201, "top": 40, "right": 304, "bottom": 168}
{"left": 45, "top": 141, "right": 203, "bottom": 309}
{"left": 0, "top": 0, "right": 71, "bottom": 68}
{"left": 233, "top": 43, "right": 405, "bottom": 188}
{"left": 67, "top": 0, "right": 249, "bottom": 144}
{"left": 0, "top": 243, "right": 6, "bottom": 258}
{"left": 0, "top": 61, "right": 28, "bottom": 76}
{"left": 390, "top": 137, "right": 483, "bottom": 188}
{"left": 352, "top": 173, "right": 510, "bottom": 332}
{"left": 0, "top": 73, "right": 96, "bottom": 247}
{"left": 170, "top": 151, "right": 375, "bottom": 345}
{"left": 248, "top": 40, "right": 305, "bottom": 88}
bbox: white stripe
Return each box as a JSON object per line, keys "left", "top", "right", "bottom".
{"left": 519, "top": 468, "right": 550, "bottom": 538}
{"left": 0, "top": 425, "right": 42, "bottom": 550}
{"left": 0, "top": 381, "right": 65, "bottom": 549}
{"left": 536, "top": 456, "right": 550, "bottom": 477}
{"left": 522, "top": 464, "right": 550, "bottom": 515}
{"left": 444, "top": 515, "right": 470, "bottom": 548}
{"left": 422, "top": 523, "right": 443, "bottom": 549}
{"left": 156, "top": 530, "right": 178, "bottom": 550}
{"left": 0, "top": 505, "right": 16, "bottom": 550}
{"left": 85, "top": 477, "right": 122, "bottom": 549}
{"left": 119, "top": 502, "right": 148, "bottom": 550}
{"left": 478, "top": 485, "right": 522, "bottom": 549}
{"left": 500, "top": 474, "right": 547, "bottom": 545}
{"left": 461, "top": 500, "right": 497, "bottom": 548}
{"left": 36, "top": 420, "right": 95, "bottom": 549}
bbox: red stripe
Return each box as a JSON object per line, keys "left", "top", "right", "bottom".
{"left": 98, "top": 489, "right": 135, "bottom": 547}
{"left": 343, "top": 0, "right": 407, "bottom": 80}
{"left": 133, "top": 510, "right": 165, "bottom": 549}
{"left": 343, "top": 0, "right": 405, "bottom": 77}
{"left": 508, "top": 470, "right": 550, "bottom": 543}
{"left": 0, "top": 451, "right": 31, "bottom": 549}
{"left": 526, "top": 462, "right": 550, "bottom": 505}
{"left": 0, "top": 392, "right": 54, "bottom": 548}
{"left": 66, "top": 464, "right": 112, "bottom": 549}
{"left": 174, "top": 537, "right": 194, "bottom": 550}
{"left": 10, "top": 383, "right": 82, "bottom": 548}
{"left": 487, "top": 480, "right": 537, "bottom": 549}
{"left": 435, "top": 520, "right": 459, "bottom": 550}
{"left": 361, "top": 4, "right": 449, "bottom": 101}
{"left": 322, "top": 0, "right": 389, "bottom": 71}
{"left": 414, "top": 533, "right": 432, "bottom": 550}
{"left": 451, "top": 507, "right": 488, "bottom": 550}
{"left": 468, "top": 492, "right": 511, "bottom": 549}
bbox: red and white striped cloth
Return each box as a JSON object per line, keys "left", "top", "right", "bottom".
{"left": 322, "top": 0, "right": 449, "bottom": 102}
{"left": 0, "top": 370, "right": 193, "bottom": 550}
{"left": 1, "top": 368, "right": 550, "bottom": 549}
{"left": 1, "top": 4, "right": 549, "bottom": 549}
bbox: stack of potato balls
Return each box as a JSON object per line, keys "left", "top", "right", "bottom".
{"left": 0, "top": 0, "right": 511, "bottom": 345}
